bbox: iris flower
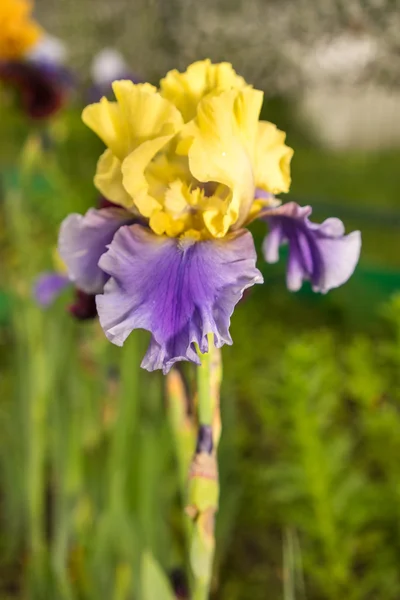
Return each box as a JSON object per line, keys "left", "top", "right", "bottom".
{"left": 34, "top": 198, "right": 116, "bottom": 318}
{"left": 0, "top": 0, "right": 72, "bottom": 119}
{"left": 58, "top": 60, "right": 361, "bottom": 373}
{"left": 33, "top": 248, "right": 97, "bottom": 321}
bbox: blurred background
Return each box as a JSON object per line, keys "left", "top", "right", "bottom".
{"left": 0, "top": 0, "right": 399, "bottom": 598}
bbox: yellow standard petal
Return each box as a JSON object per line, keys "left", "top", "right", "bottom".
{"left": 83, "top": 81, "right": 184, "bottom": 211}
{"left": 184, "top": 87, "right": 263, "bottom": 236}
{"left": 82, "top": 81, "right": 183, "bottom": 160}
{"left": 254, "top": 121, "right": 293, "bottom": 195}
{"left": 160, "top": 59, "right": 247, "bottom": 122}
{"left": 122, "top": 136, "right": 181, "bottom": 217}
{"left": 82, "top": 97, "right": 126, "bottom": 159}
{"left": 0, "top": 0, "right": 43, "bottom": 60}
{"left": 94, "top": 149, "right": 133, "bottom": 209}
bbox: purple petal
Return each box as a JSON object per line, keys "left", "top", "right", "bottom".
{"left": 254, "top": 188, "right": 274, "bottom": 201}
{"left": 33, "top": 272, "right": 70, "bottom": 307}
{"left": 58, "top": 207, "right": 133, "bottom": 294}
{"left": 96, "top": 225, "right": 263, "bottom": 373}
{"left": 261, "top": 202, "right": 361, "bottom": 293}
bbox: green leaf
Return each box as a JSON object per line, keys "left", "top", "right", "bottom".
{"left": 140, "top": 551, "right": 175, "bottom": 600}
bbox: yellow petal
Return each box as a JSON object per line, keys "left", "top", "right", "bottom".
{"left": 160, "top": 59, "right": 247, "bottom": 122}
{"left": 145, "top": 154, "right": 191, "bottom": 203}
{"left": 203, "top": 207, "right": 233, "bottom": 239}
{"left": 85, "top": 83, "right": 184, "bottom": 218}
{"left": 112, "top": 80, "right": 183, "bottom": 143}
{"left": 82, "top": 98, "right": 125, "bottom": 159}
{"left": 94, "top": 149, "right": 134, "bottom": 209}
{"left": 254, "top": 121, "right": 293, "bottom": 194}
{"left": 83, "top": 82, "right": 183, "bottom": 161}
{"left": 165, "top": 218, "right": 186, "bottom": 237}
{"left": 186, "top": 88, "right": 263, "bottom": 235}
{"left": 149, "top": 211, "right": 169, "bottom": 235}
{"left": 164, "top": 180, "right": 189, "bottom": 214}
{"left": 122, "top": 133, "right": 182, "bottom": 218}
{"left": 133, "top": 189, "right": 162, "bottom": 219}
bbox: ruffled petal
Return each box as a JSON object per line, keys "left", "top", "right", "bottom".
{"left": 160, "top": 59, "right": 246, "bottom": 122}
{"left": 94, "top": 149, "right": 134, "bottom": 209}
{"left": 84, "top": 81, "right": 184, "bottom": 214}
{"left": 96, "top": 224, "right": 263, "bottom": 373}
{"left": 33, "top": 272, "right": 70, "bottom": 307}
{"left": 83, "top": 81, "right": 183, "bottom": 161}
{"left": 182, "top": 88, "right": 263, "bottom": 235}
{"left": 58, "top": 207, "right": 133, "bottom": 294}
{"left": 254, "top": 121, "right": 293, "bottom": 194}
{"left": 261, "top": 202, "right": 361, "bottom": 293}
{"left": 121, "top": 134, "right": 180, "bottom": 217}
{"left": 82, "top": 95, "right": 125, "bottom": 158}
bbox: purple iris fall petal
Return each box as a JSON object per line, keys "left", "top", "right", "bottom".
{"left": 96, "top": 224, "right": 263, "bottom": 374}
{"left": 33, "top": 272, "right": 70, "bottom": 307}
{"left": 261, "top": 202, "right": 361, "bottom": 293}
{"left": 58, "top": 207, "right": 133, "bottom": 295}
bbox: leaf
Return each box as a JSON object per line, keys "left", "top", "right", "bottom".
{"left": 140, "top": 551, "right": 175, "bottom": 600}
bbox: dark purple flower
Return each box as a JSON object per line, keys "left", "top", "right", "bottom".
{"left": 97, "top": 195, "right": 120, "bottom": 210}
{"left": 58, "top": 207, "right": 134, "bottom": 295}
{"left": 96, "top": 225, "right": 262, "bottom": 373}
{"left": 33, "top": 272, "right": 70, "bottom": 307}
{"left": 169, "top": 568, "right": 189, "bottom": 600}
{"left": 68, "top": 289, "right": 98, "bottom": 320}
{"left": 0, "top": 59, "right": 73, "bottom": 119}
{"left": 261, "top": 202, "right": 361, "bottom": 293}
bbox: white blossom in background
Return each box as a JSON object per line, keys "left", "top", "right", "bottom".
{"left": 27, "top": 34, "right": 68, "bottom": 65}
{"left": 91, "top": 48, "right": 129, "bottom": 85}
{"left": 288, "top": 32, "right": 379, "bottom": 85}
{"left": 299, "top": 86, "right": 400, "bottom": 150}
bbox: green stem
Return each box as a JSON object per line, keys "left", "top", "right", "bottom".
{"left": 189, "top": 336, "right": 222, "bottom": 600}
{"left": 197, "top": 335, "right": 214, "bottom": 426}
{"left": 193, "top": 580, "right": 209, "bottom": 600}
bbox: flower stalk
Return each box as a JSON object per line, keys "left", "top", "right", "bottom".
{"left": 186, "top": 336, "right": 222, "bottom": 600}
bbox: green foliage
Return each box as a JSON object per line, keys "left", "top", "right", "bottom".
{"left": 218, "top": 293, "right": 400, "bottom": 600}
